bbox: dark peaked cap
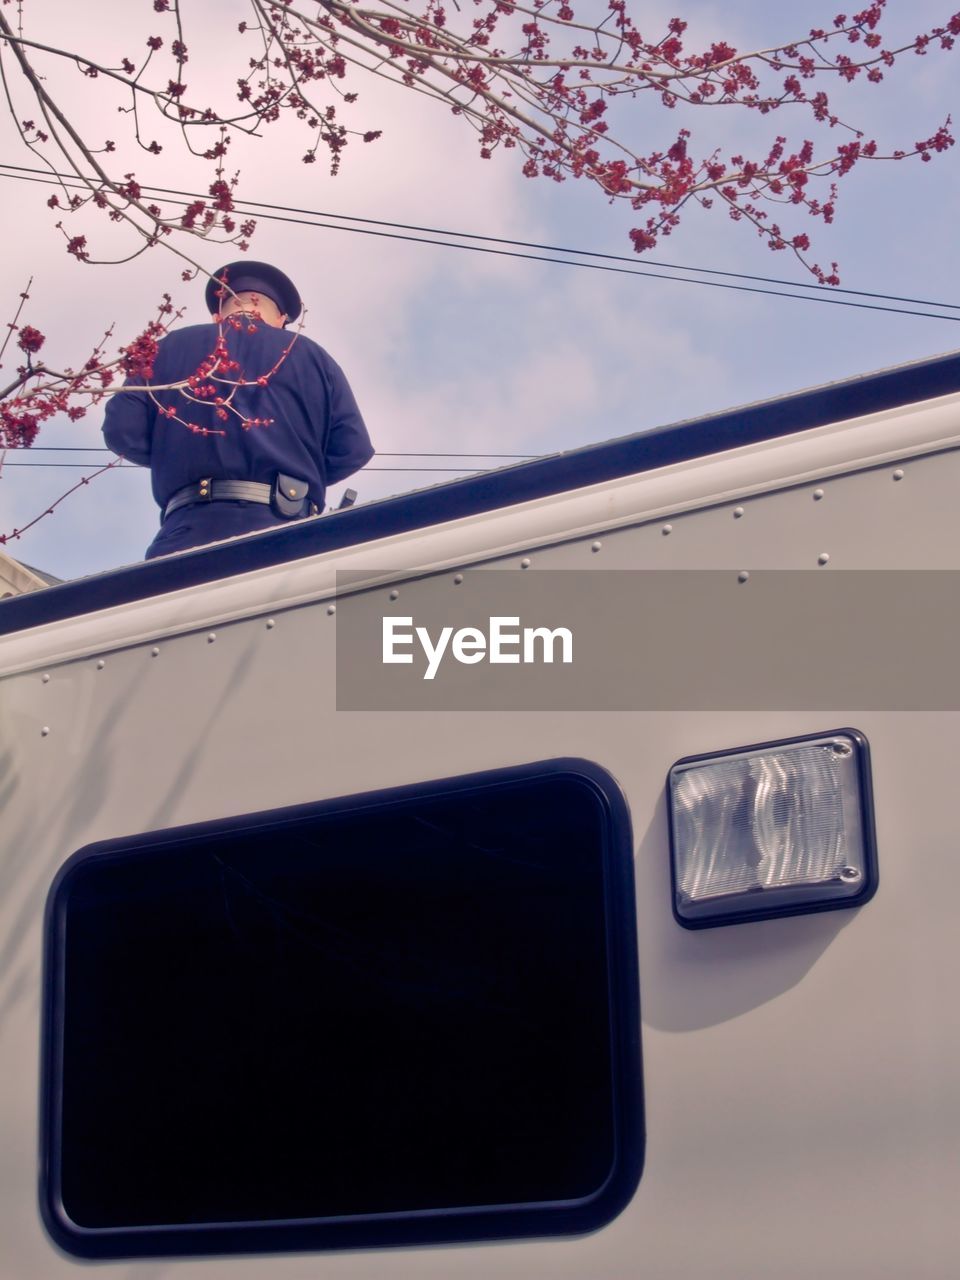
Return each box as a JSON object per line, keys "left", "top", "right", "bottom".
{"left": 205, "top": 261, "right": 302, "bottom": 323}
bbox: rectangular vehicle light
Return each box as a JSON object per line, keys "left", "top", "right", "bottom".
{"left": 668, "top": 730, "right": 877, "bottom": 929}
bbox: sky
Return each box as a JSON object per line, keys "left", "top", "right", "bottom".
{"left": 1, "top": 0, "right": 958, "bottom": 580}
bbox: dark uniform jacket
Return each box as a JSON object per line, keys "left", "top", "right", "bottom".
{"left": 102, "top": 318, "right": 373, "bottom": 558}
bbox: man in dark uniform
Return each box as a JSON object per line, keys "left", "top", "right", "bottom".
{"left": 103, "top": 261, "right": 374, "bottom": 559}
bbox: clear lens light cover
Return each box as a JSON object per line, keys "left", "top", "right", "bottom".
{"left": 668, "top": 730, "right": 877, "bottom": 928}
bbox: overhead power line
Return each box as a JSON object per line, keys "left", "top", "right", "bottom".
{"left": 1, "top": 447, "right": 540, "bottom": 480}
{"left": 1, "top": 163, "right": 957, "bottom": 323}
{"left": 3, "top": 446, "right": 539, "bottom": 458}
{"left": 1, "top": 461, "right": 491, "bottom": 474}
{"left": 4, "top": 162, "right": 958, "bottom": 312}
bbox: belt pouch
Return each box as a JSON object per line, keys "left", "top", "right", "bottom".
{"left": 272, "top": 473, "right": 309, "bottom": 518}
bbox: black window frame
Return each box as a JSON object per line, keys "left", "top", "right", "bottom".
{"left": 41, "top": 758, "right": 643, "bottom": 1259}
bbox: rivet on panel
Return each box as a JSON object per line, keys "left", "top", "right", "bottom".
{"left": 818, "top": 552, "right": 830, "bottom": 566}
{"left": 892, "top": 469, "right": 905, "bottom": 481}
{"left": 733, "top": 507, "right": 744, "bottom": 519}
{"left": 591, "top": 541, "right": 602, "bottom": 553}
{"left": 265, "top": 619, "right": 276, "bottom": 630}
{"left": 520, "top": 558, "right": 531, "bottom": 568}
{"left": 96, "top": 660, "right": 105, "bottom": 670}
{"left": 151, "top": 647, "right": 160, "bottom": 657}
{"left": 453, "top": 574, "right": 464, "bottom": 585}
{"left": 41, "top": 726, "right": 50, "bottom": 737}
{"left": 389, "top": 589, "right": 400, "bottom": 601}
{"left": 738, "top": 571, "right": 750, "bottom": 584}
{"left": 662, "top": 524, "right": 673, "bottom": 536}
{"left": 327, "top": 605, "right": 336, "bottom": 616}
{"left": 813, "top": 488, "right": 825, "bottom": 501}
{"left": 41, "top": 673, "right": 50, "bottom": 684}
{"left": 207, "top": 632, "right": 217, "bottom": 643}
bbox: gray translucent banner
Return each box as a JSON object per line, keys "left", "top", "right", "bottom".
{"left": 335, "top": 570, "right": 960, "bottom": 710}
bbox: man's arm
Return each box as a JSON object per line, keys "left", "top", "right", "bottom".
{"left": 323, "top": 357, "right": 374, "bottom": 485}
{"left": 102, "top": 385, "right": 154, "bottom": 466}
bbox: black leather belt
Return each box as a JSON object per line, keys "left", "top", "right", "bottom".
{"left": 163, "top": 476, "right": 318, "bottom": 522}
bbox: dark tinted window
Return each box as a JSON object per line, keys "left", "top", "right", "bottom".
{"left": 43, "top": 760, "right": 642, "bottom": 1257}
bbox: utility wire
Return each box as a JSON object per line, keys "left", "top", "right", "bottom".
{"left": 3, "top": 445, "right": 540, "bottom": 457}
{"left": 0, "top": 465, "right": 491, "bottom": 476}
{"left": 3, "top": 161, "right": 957, "bottom": 313}
{"left": 1, "top": 164, "right": 957, "bottom": 323}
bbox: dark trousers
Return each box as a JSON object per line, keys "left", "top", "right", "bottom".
{"left": 145, "top": 501, "right": 296, "bottom": 559}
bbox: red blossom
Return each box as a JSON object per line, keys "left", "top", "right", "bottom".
{"left": 629, "top": 228, "right": 657, "bottom": 252}
{"left": 181, "top": 199, "right": 205, "bottom": 228}
{"left": 1, "top": 409, "right": 40, "bottom": 449}
{"left": 208, "top": 179, "right": 235, "bottom": 211}
{"left": 17, "top": 325, "right": 45, "bottom": 354}
{"left": 120, "top": 323, "right": 165, "bottom": 380}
